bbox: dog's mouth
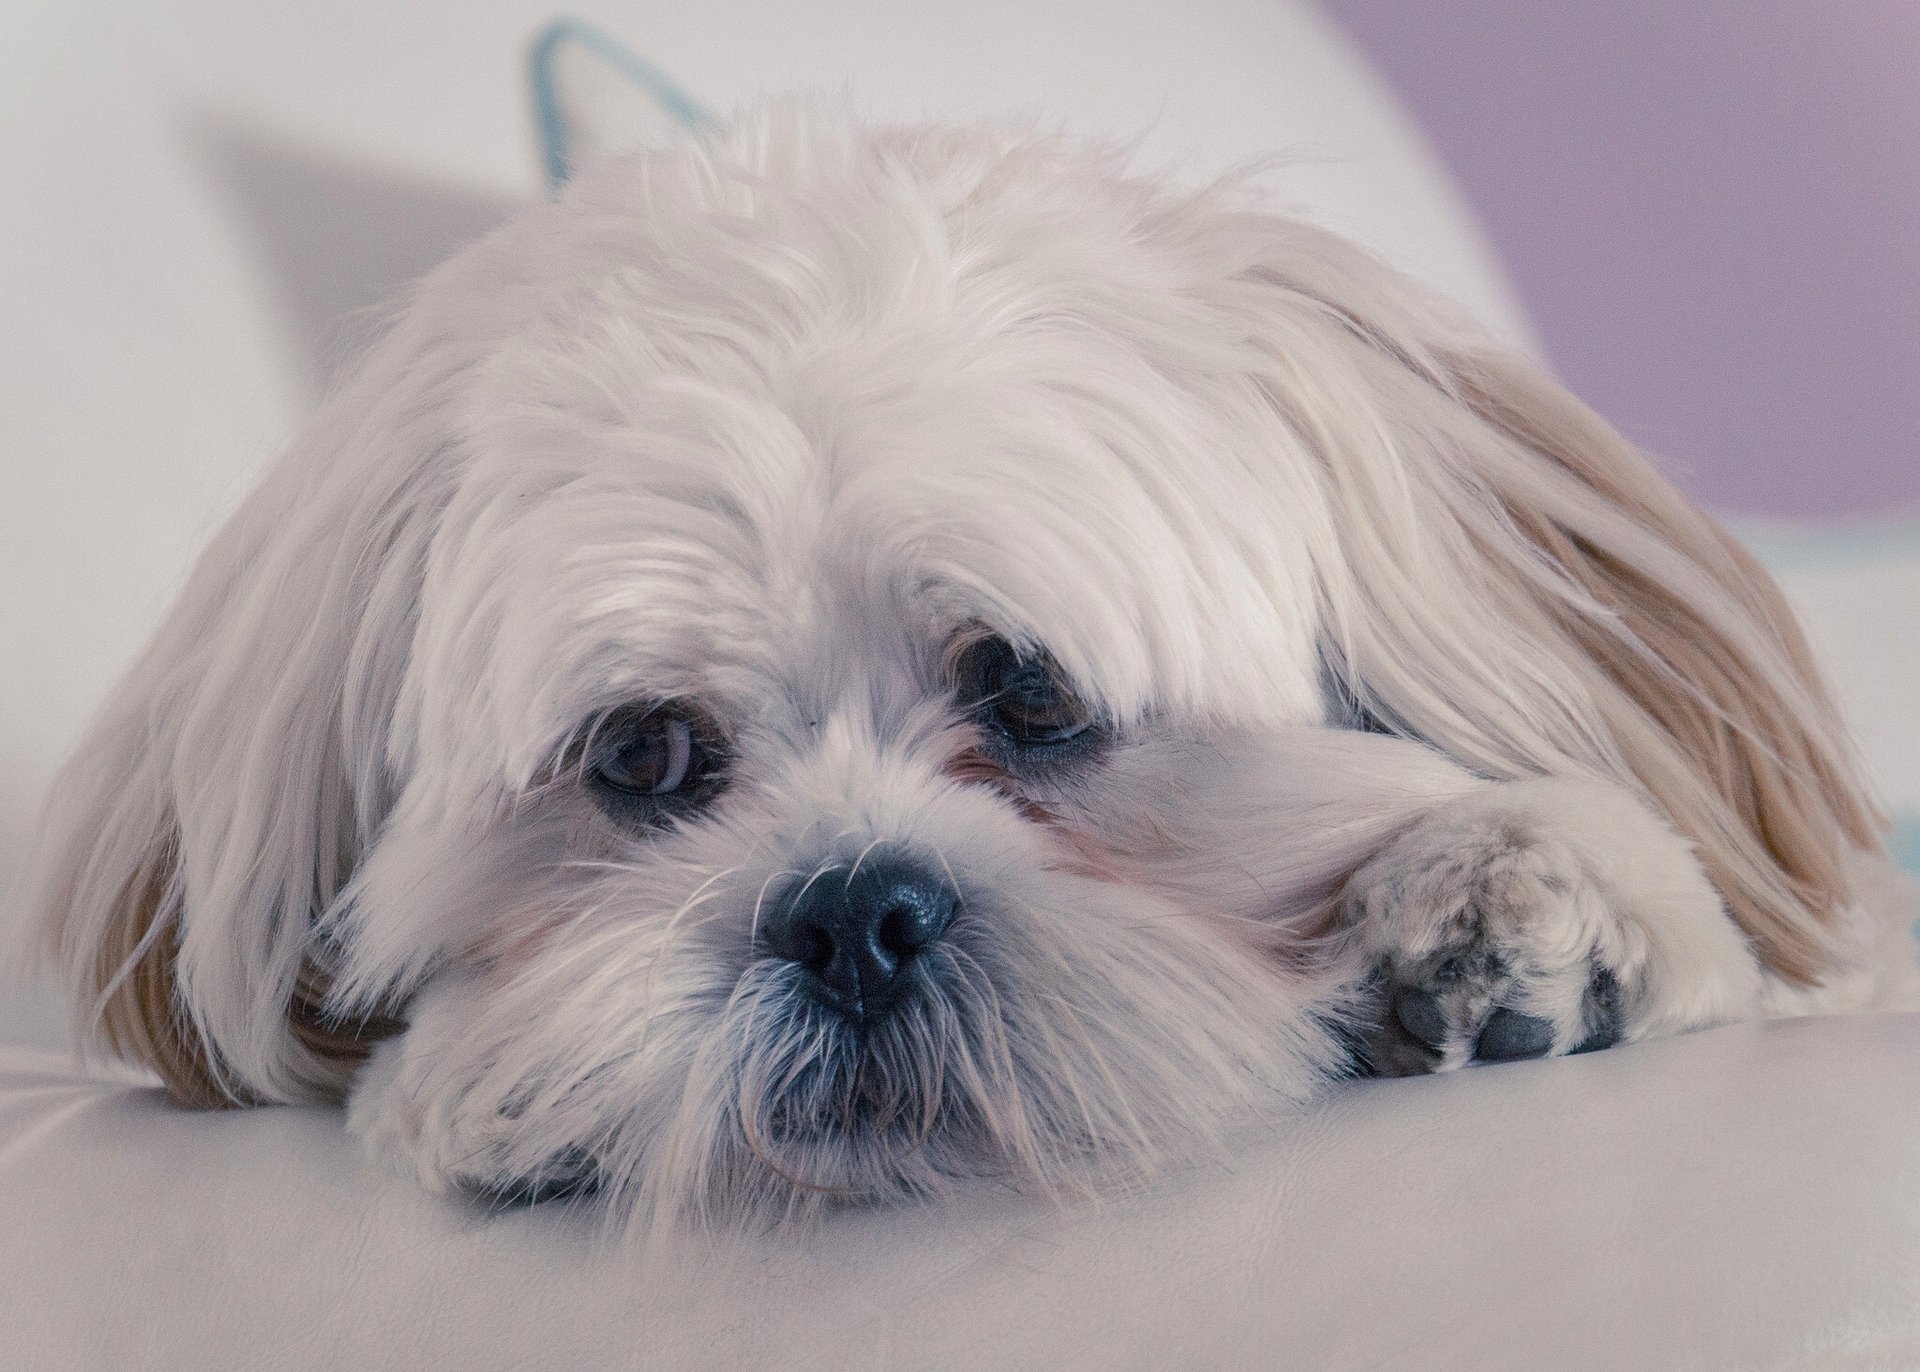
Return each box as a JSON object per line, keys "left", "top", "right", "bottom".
{"left": 726, "top": 994, "right": 997, "bottom": 1201}
{"left": 456, "top": 913, "right": 1292, "bottom": 1222}
{"left": 480, "top": 967, "right": 1002, "bottom": 1212}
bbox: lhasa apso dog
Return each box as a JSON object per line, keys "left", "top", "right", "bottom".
{"left": 18, "top": 101, "right": 1917, "bottom": 1230}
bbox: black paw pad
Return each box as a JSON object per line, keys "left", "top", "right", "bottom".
{"left": 1391, "top": 986, "right": 1449, "bottom": 1048}
{"left": 1474, "top": 1008, "right": 1555, "bottom": 1062}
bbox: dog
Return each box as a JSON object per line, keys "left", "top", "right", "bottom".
{"left": 17, "top": 100, "right": 1917, "bottom": 1231}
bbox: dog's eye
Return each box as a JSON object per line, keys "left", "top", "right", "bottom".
{"left": 954, "top": 636, "right": 1095, "bottom": 749}
{"left": 585, "top": 703, "right": 726, "bottom": 815}
{"left": 600, "top": 716, "right": 696, "bottom": 794}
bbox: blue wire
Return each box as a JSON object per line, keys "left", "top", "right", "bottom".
{"left": 1730, "top": 514, "right": 1920, "bottom": 573}
{"left": 1893, "top": 813, "right": 1920, "bottom": 879}
{"left": 528, "top": 17, "right": 719, "bottom": 194}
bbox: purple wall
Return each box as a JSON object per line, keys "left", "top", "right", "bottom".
{"left": 1322, "top": 0, "right": 1920, "bottom": 518}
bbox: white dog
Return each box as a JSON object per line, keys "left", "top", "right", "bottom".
{"left": 18, "top": 101, "right": 1916, "bottom": 1231}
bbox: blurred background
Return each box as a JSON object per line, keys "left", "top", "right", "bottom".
{"left": 1327, "top": 0, "right": 1920, "bottom": 520}
{"left": 3, "top": 1, "right": 1915, "bottom": 1044}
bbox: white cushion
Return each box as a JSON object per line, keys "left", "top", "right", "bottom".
{"left": 6, "top": 1015, "right": 1919, "bottom": 1369}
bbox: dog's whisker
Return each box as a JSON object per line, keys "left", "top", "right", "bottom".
{"left": 748, "top": 867, "right": 806, "bottom": 954}
{"left": 786, "top": 858, "right": 845, "bottom": 915}
{"left": 927, "top": 842, "right": 964, "bottom": 906}
{"left": 844, "top": 836, "right": 888, "bottom": 885}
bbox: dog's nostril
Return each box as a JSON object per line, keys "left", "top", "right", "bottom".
{"left": 876, "top": 897, "right": 946, "bottom": 959}
{"left": 766, "top": 854, "right": 958, "bottom": 1020}
{"left": 788, "top": 923, "right": 835, "bottom": 973}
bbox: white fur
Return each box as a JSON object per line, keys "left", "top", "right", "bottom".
{"left": 12, "top": 99, "right": 1913, "bottom": 1232}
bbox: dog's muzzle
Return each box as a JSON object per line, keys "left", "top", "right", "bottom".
{"left": 762, "top": 853, "right": 957, "bottom": 1023}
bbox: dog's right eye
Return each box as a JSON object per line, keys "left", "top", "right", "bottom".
{"left": 951, "top": 635, "right": 1101, "bottom": 755}
{"left": 600, "top": 716, "right": 696, "bottom": 794}
{"left": 584, "top": 703, "right": 727, "bottom": 820}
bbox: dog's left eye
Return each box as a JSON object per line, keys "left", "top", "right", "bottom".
{"left": 954, "top": 635, "right": 1097, "bottom": 751}
{"left": 585, "top": 703, "right": 726, "bottom": 815}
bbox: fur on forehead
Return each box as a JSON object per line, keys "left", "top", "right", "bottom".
{"left": 396, "top": 104, "right": 1335, "bottom": 796}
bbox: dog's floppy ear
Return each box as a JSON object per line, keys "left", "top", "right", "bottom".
{"left": 18, "top": 340, "right": 445, "bottom": 1105}
{"left": 1433, "top": 346, "right": 1883, "bottom": 980}
{"left": 1227, "top": 221, "right": 1882, "bottom": 982}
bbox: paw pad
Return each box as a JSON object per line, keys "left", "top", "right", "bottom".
{"left": 1359, "top": 959, "right": 1623, "bottom": 1076}
{"left": 1473, "top": 1007, "right": 1555, "bottom": 1062}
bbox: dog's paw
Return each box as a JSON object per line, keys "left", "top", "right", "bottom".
{"left": 1343, "top": 816, "right": 1627, "bottom": 1074}
{"left": 1339, "top": 775, "right": 1755, "bottom": 1075}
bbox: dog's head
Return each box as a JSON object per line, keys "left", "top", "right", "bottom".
{"left": 22, "top": 102, "right": 1880, "bottom": 1228}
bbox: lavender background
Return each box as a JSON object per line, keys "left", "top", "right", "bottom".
{"left": 1323, "top": 0, "right": 1920, "bottom": 518}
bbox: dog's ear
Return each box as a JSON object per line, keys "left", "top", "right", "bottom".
{"left": 1432, "top": 346, "right": 1883, "bottom": 980}
{"left": 1227, "top": 224, "right": 1882, "bottom": 982}
{"left": 19, "top": 347, "right": 441, "bottom": 1105}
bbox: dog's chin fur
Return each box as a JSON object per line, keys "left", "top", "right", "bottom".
{"left": 14, "top": 97, "right": 1909, "bottom": 1233}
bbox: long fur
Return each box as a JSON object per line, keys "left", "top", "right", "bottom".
{"left": 11, "top": 98, "right": 1906, "bottom": 1229}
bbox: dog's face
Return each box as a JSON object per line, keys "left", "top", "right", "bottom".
{"left": 331, "top": 132, "right": 1347, "bottom": 1222}
{"left": 23, "top": 103, "right": 1876, "bottom": 1232}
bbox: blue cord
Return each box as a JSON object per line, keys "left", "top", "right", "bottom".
{"left": 1893, "top": 813, "right": 1920, "bottom": 880}
{"left": 528, "top": 17, "right": 719, "bottom": 194}
{"left": 1730, "top": 514, "right": 1920, "bottom": 572}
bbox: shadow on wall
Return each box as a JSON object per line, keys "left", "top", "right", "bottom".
{"left": 184, "top": 115, "right": 522, "bottom": 398}
{"left": 0, "top": 776, "right": 69, "bottom": 1052}
{"left": 1, "top": 125, "right": 523, "bottom": 1052}
{"left": 0, "top": 775, "right": 35, "bottom": 900}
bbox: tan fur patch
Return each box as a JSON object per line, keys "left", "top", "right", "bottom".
{"left": 88, "top": 851, "right": 237, "bottom": 1108}
{"left": 1449, "top": 348, "right": 1884, "bottom": 982}
{"left": 76, "top": 830, "right": 400, "bottom": 1107}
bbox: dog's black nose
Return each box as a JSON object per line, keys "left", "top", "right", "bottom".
{"left": 765, "top": 854, "right": 957, "bottom": 1021}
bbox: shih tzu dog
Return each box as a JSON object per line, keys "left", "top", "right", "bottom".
{"left": 18, "top": 101, "right": 1917, "bottom": 1231}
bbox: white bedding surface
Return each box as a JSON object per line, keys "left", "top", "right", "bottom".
{"left": 6, "top": 1014, "right": 1920, "bottom": 1371}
